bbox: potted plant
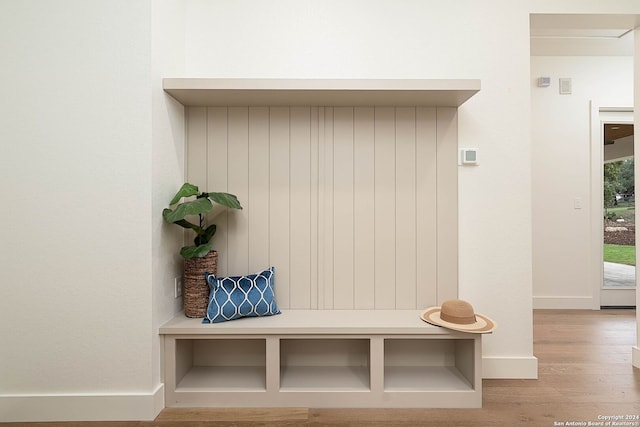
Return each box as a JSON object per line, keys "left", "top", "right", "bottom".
{"left": 163, "top": 182, "right": 242, "bottom": 317}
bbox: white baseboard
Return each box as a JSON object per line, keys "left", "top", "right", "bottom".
{"left": 532, "top": 296, "right": 594, "bottom": 309}
{"left": 633, "top": 346, "right": 640, "bottom": 369}
{"left": 0, "top": 384, "right": 164, "bottom": 422}
{"left": 153, "top": 382, "right": 165, "bottom": 418}
{"left": 483, "top": 356, "right": 538, "bottom": 379}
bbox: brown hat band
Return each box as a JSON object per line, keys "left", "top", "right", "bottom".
{"left": 440, "top": 312, "right": 477, "bottom": 325}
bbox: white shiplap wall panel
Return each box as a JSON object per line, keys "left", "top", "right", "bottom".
{"left": 436, "top": 108, "right": 458, "bottom": 304}
{"left": 333, "top": 107, "right": 355, "bottom": 309}
{"left": 374, "top": 107, "right": 397, "bottom": 309}
{"left": 227, "top": 108, "right": 250, "bottom": 276}
{"left": 206, "top": 107, "right": 229, "bottom": 275}
{"left": 416, "top": 107, "right": 438, "bottom": 308}
{"left": 353, "top": 108, "right": 376, "bottom": 309}
{"left": 395, "top": 107, "right": 417, "bottom": 309}
{"left": 268, "top": 108, "right": 291, "bottom": 308}
{"left": 247, "top": 107, "right": 270, "bottom": 273}
{"left": 186, "top": 107, "right": 207, "bottom": 186}
{"left": 289, "top": 107, "right": 312, "bottom": 309}
{"left": 186, "top": 106, "right": 456, "bottom": 310}
{"left": 185, "top": 107, "right": 208, "bottom": 267}
{"left": 309, "top": 108, "right": 319, "bottom": 309}
{"left": 321, "top": 108, "right": 335, "bottom": 309}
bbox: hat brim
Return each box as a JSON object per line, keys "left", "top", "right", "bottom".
{"left": 420, "top": 306, "right": 496, "bottom": 334}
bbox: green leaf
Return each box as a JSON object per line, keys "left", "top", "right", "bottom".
{"left": 194, "top": 225, "right": 216, "bottom": 246}
{"left": 206, "top": 192, "right": 243, "bottom": 210}
{"left": 163, "top": 198, "right": 212, "bottom": 223}
{"left": 169, "top": 183, "right": 199, "bottom": 205}
{"left": 164, "top": 209, "right": 202, "bottom": 230}
{"left": 180, "top": 243, "right": 212, "bottom": 259}
{"left": 162, "top": 208, "right": 173, "bottom": 223}
{"left": 203, "top": 224, "right": 217, "bottom": 242}
{"left": 174, "top": 219, "right": 203, "bottom": 233}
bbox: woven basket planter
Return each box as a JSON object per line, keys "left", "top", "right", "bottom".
{"left": 183, "top": 250, "right": 218, "bottom": 318}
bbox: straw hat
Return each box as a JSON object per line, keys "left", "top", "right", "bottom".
{"left": 420, "top": 299, "right": 496, "bottom": 334}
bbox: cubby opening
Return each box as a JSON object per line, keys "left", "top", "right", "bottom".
{"left": 280, "top": 339, "right": 370, "bottom": 391}
{"left": 175, "top": 338, "right": 266, "bottom": 391}
{"left": 384, "top": 338, "right": 475, "bottom": 391}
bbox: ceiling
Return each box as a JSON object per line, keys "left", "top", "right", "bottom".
{"left": 530, "top": 14, "right": 640, "bottom": 56}
{"left": 604, "top": 123, "right": 634, "bottom": 143}
{"left": 604, "top": 123, "right": 634, "bottom": 162}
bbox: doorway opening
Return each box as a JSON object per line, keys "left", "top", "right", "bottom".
{"left": 602, "top": 120, "right": 636, "bottom": 308}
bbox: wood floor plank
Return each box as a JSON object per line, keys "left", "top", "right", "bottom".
{"left": 2, "top": 309, "right": 638, "bottom": 427}
{"left": 156, "top": 408, "right": 309, "bottom": 422}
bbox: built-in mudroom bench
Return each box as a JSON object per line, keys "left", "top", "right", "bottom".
{"left": 160, "top": 310, "right": 481, "bottom": 408}
{"left": 160, "top": 78, "right": 482, "bottom": 408}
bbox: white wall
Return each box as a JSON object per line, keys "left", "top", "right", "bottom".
{"left": 0, "top": 0, "right": 163, "bottom": 422}
{"left": 151, "top": 0, "right": 187, "bottom": 398}
{"left": 183, "top": 0, "right": 537, "bottom": 378}
{"left": 531, "top": 56, "right": 633, "bottom": 308}
{"left": 0, "top": 1, "right": 190, "bottom": 421}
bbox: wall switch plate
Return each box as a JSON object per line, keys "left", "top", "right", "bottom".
{"left": 559, "top": 78, "right": 572, "bottom": 94}
{"left": 573, "top": 197, "right": 582, "bottom": 209}
{"left": 174, "top": 277, "right": 183, "bottom": 298}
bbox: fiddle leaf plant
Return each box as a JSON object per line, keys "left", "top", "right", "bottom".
{"left": 163, "top": 183, "right": 242, "bottom": 259}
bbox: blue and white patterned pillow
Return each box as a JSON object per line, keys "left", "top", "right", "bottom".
{"left": 203, "top": 267, "right": 281, "bottom": 323}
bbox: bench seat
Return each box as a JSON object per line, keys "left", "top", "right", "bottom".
{"left": 159, "top": 309, "right": 482, "bottom": 408}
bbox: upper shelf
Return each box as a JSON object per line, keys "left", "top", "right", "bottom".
{"left": 163, "top": 78, "right": 480, "bottom": 108}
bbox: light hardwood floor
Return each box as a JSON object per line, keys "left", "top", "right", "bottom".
{"left": 3, "top": 309, "right": 639, "bottom": 426}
